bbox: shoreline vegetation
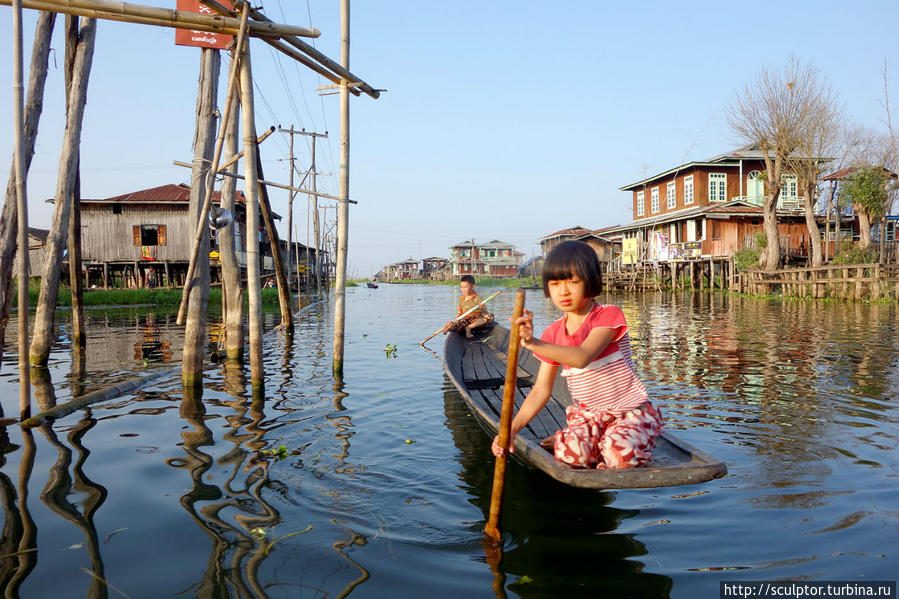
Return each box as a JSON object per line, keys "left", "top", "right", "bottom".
{"left": 13, "top": 281, "right": 284, "bottom": 308}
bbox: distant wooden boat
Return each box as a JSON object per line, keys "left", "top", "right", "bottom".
{"left": 367, "top": 282, "right": 379, "bottom": 288}
{"left": 443, "top": 325, "right": 727, "bottom": 489}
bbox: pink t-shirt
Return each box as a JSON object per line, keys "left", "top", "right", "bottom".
{"left": 535, "top": 303, "right": 648, "bottom": 413}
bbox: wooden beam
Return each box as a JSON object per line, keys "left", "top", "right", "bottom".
{"left": 173, "top": 162, "right": 357, "bottom": 204}
{"left": 1, "top": 0, "right": 321, "bottom": 39}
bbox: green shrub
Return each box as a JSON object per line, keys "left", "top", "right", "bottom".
{"left": 831, "top": 239, "right": 877, "bottom": 265}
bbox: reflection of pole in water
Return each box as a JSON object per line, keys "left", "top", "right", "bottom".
{"left": 331, "top": 519, "right": 371, "bottom": 599}
{"left": 168, "top": 385, "right": 291, "bottom": 596}
{"left": 38, "top": 414, "right": 109, "bottom": 599}
{"left": 4, "top": 429, "right": 38, "bottom": 596}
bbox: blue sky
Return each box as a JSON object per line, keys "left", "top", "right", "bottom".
{"left": 2, "top": 1, "right": 898, "bottom": 277}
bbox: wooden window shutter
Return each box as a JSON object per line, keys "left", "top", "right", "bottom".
{"left": 133, "top": 225, "right": 141, "bottom": 246}
{"left": 158, "top": 225, "right": 167, "bottom": 246}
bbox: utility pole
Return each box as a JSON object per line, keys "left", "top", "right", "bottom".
{"left": 280, "top": 126, "right": 328, "bottom": 299}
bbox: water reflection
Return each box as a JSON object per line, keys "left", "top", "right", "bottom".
{"left": 38, "top": 416, "right": 108, "bottom": 599}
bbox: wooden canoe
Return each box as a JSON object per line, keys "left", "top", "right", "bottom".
{"left": 442, "top": 325, "right": 727, "bottom": 489}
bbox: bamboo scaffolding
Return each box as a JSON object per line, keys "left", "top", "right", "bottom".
{"left": 177, "top": 1, "right": 249, "bottom": 326}
{"left": 0, "top": 0, "right": 320, "bottom": 39}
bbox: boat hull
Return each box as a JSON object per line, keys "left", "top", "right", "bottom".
{"left": 442, "top": 325, "right": 727, "bottom": 489}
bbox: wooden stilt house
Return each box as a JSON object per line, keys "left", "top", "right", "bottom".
{"left": 65, "top": 183, "right": 282, "bottom": 288}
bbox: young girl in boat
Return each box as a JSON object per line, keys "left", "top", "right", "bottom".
{"left": 491, "top": 241, "right": 663, "bottom": 469}
{"left": 444, "top": 275, "right": 494, "bottom": 339}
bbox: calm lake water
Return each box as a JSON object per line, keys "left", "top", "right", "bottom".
{"left": 1, "top": 285, "right": 897, "bottom": 598}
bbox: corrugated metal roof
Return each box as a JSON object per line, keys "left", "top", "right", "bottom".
{"left": 79, "top": 183, "right": 281, "bottom": 219}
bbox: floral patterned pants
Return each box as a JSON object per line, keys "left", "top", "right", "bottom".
{"left": 552, "top": 401, "right": 663, "bottom": 469}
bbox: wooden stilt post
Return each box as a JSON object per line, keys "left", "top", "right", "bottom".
{"left": 30, "top": 16, "right": 96, "bottom": 367}
{"left": 177, "top": 2, "right": 249, "bottom": 325}
{"left": 11, "top": 0, "right": 32, "bottom": 418}
{"left": 239, "top": 34, "right": 265, "bottom": 393}
{"left": 65, "top": 15, "right": 85, "bottom": 350}
{"left": 332, "top": 0, "right": 350, "bottom": 379}
{"left": 253, "top": 150, "right": 293, "bottom": 331}
{"left": 103, "top": 262, "right": 108, "bottom": 289}
{"left": 181, "top": 47, "right": 219, "bottom": 388}
{"left": 163, "top": 260, "right": 170, "bottom": 289}
{"left": 0, "top": 10, "right": 54, "bottom": 372}
{"left": 219, "top": 86, "right": 243, "bottom": 362}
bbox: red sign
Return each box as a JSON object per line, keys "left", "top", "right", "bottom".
{"left": 175, "top": 0, "right": 235, "bottom": 49}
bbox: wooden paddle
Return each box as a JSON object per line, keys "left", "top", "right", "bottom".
{"left": 419, "top": 290, "right": 502, "bottom": 347}
{"left": 484, "top": 288, "right": 526, "bottom": 543}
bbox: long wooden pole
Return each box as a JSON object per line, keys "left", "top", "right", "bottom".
{"left": 485, "top": 289, "right": 526, "bottom": 543}
{"left": 30, "top": 16, "right": 96, "bottom": 367}
{"left": 0, "top": 0, "right": 320, "bottom": 39}
{"left": 253, "top": 150, "right": 293, "bottom": 332}
{"left": 332, "top": 0, "right": 350, "bottom": 378}
{"left": 0, "top": 11, "right": 54, "bottom": 373}
{"left": 199, "top": 0, "right": 379, "bottom": 100}
{"left": 218, "top": 91, "right": 242, "bottom": 362}
{"left": 419, "top": 290, "right": 502, "bottom": 346}
{"left": 239, "top": 37, "right": 264, "bottom": 393}
{"left": 12, "top": 0, "right": 31, "bottom": 419}
{"left": 177, "top": 1, "right": 249, "bottom": 325}
{"left": 181, "top": 47, "right": 218, "bottom": 387}
{"left": 65, "top": 15, "right": 85, "bottom": 351}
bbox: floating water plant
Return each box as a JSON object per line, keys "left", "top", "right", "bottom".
{"left": 384, "top": 343, "right": 398, "bottom": 358}
{"left": 261, "top": 444, "right": 290, "bottom": 460}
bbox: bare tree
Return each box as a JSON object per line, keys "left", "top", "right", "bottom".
{"left": 783, "top": 78, "right": 842, "bottom": 268}
{"left": 728, "top": 58, "right": 831, "bottom": 271}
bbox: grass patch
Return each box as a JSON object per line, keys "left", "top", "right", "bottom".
{"left": 13, "top": 282, "right": 283, "bottom": 307}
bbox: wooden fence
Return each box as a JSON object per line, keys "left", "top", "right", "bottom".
{"left": 736, "top": 263, "right": 899, "bottom": 300}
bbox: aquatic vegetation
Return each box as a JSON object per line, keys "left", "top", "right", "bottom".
{"left": 384, "top": 343, "right": 398, "bottom": 358}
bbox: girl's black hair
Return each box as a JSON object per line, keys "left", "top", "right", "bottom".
{"left": 460, "top": 274, "right": 476, "bottom": 285}
{"left": 542, "top": 240, "right": 603, "bottom": 298}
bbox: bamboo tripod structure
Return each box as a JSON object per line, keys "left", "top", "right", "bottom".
{"left": 3, "top": 0, "right": 381, "bottom": 413}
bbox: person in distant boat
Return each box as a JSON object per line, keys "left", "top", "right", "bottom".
{"left": 443, "top": 275, "right": 494, "bottom": 339}
{"left": 491, "top": 241, "right": 663, "bottom": 469}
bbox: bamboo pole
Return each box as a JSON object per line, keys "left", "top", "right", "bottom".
{"left": 218, "top": 88, "right": 243, "bottom": 362}
{"left": 30, "top": 16, "right": 96, "bottom": 367}
{"left": 239, "top": 37, "right": 265, "bottom": 393}
{"left": 485, "top": 289, "right": 526, "bottom": 543}
{"left": 253, "top": 150, "right": 293, "bottom": 332}
{"left": 0, "top": 10, "right": 53, "bottom": 374}
{"left": 311, "top": 139, "right": 323, "bottom": 298}
{"left": 199, "top": 0, "right": 379, "bottom": 100}
{"left": 65, "top": 15, "right": 85, "bottom": 351}
{"left": 177, "top": 1, "right": 249, "bottom": 326}
{"left": 332, "top": 0, "right": 350, "bottom": 379}
{"left": 11, "top": 0, "right": 32, "bottom": 418}
{"left": 174, "top": 165, "right": 353, "bottom": 203}
{"left": 181, "top": 47, "right": 219, "bottom": 387}
{"left": 0, "top": 0, "right": 320, "bottom": 39}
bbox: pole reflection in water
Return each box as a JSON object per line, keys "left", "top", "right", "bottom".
{"left": 38, "top": 414, "right": 108, "bottom": 599}
{"left": 166, "top": 382, "right": 311, "bottom": 596}
{"left": 3, "top": 429, "right": 38, "bottom": 597}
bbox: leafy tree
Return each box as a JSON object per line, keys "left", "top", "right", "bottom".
{"left": 840, "top": 167, "right": 891, "bottom": 248}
